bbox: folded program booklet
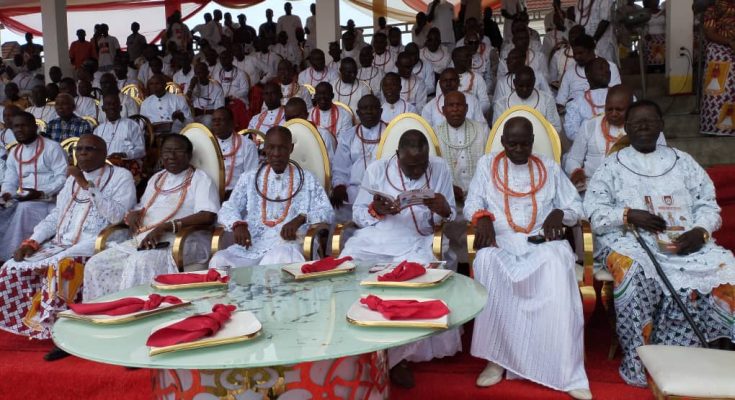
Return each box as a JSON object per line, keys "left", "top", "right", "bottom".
{"left": 362, "top": 187, "right": 434, "bottom": 209}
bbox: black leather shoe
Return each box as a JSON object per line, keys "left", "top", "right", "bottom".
{"left": 43, "top": 346, "right": 70, "bottom": 362}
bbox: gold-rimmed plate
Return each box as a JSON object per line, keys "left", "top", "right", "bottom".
{"left": 281, "top": 261, "right": 356, "bottom": 280}
{"left": 151, "top": 270, "right": 229, "bottom": 290}
{"left": 360, "top": 268, "right": 454, "bottom": 288}
{"left": 346, "top": 296, "right": 449, "bottom": 329}
{"left": 148, "top": 310, "right": 262, "bottom": 356}
{"left": 58, "top": 296, "right": 192, "bottom": 325}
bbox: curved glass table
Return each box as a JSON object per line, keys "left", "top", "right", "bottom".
{"left": 53, "top": 262, "right": 487, "bottom": 399}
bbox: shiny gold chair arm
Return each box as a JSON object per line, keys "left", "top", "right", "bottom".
{"left": 580, "top": 220, "right": 595, "bottom": 287}
{"left": 173, "top": 224, "right": 216, "bottom": 272}
{"left": 466, "top": 223, "right": 476, "bottom": 278}
{"left": 303, "top": 222, "right": 331, "bottom": 260}
{"left": 432, "top": 224, "right": 444, "bottom": 261}
{"left": 331, "top": 223, "right": 345, "bottom": 258}
{"left": 210, "top": 225, "right": 226, "bottom": 256}
{"left": 94, "top": 223, "right": 129, "bottom": 254}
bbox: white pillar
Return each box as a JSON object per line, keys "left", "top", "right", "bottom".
{"left": 665, "top": 1, "right": 693, "bottom": 94}
{"left": 41, "top": 0, "right": 72, "bottom": 78}
{"left": 373, "top": 0, "right": 387, "bottom": 31}
{"left": 315, "top": 0, "right": 339, "bottom": 53}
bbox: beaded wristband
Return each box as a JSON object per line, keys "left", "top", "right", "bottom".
{"left": 368, "top": 202, "right": 385, "bottom": 220}
{"left": 21, "top": 239, "right": 40, "bottom": 251}
{"left": 471, "top": 210, "right": 495, "bottom": 227}
{"left": 623, "top": 207, "right": 631, "bottom": 226}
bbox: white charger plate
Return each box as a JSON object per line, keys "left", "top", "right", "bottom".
{"left": 281, "top": 260, "right": 356, "bottom": 280}
{"left": 346, "top": 296, "right": 449, "bottom": 329}
{"left": 58, "top": 295, "right": 191, "bottom": 325}
{"left": 361, "top": 268, "right": 453, "bottom": 288}
{"left": 152, "top": 269, "right": 229, "bottom": 290}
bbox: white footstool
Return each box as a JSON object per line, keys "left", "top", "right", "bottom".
{"left": 637, "top": 345, "right": 735, "bottom": 399}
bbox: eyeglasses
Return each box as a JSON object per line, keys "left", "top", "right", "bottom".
{"left": 161, "top": 149, "right": 189, "bottom": 156}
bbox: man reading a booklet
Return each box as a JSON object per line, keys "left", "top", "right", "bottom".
{"left": 465, "top": 117, "right": 591, "bottom": 399}
{"left": 584, "top": 100, "right": 735, "bottom": 387}
{"left": 209, "top": 126, "right": 333, "bottom": 268}
{"left": 340, "top": 130, "right": 461, "bottom": 389}
{"left": 0, "top": 134, "right": 136, "bottom": 361}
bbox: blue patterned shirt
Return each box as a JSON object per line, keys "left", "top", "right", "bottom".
{"left": 46, "top": 115, "right": 93, "bottom": 142}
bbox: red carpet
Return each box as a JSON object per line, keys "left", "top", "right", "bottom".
{"left": 0, "top": 297, "right": 651, "bottom": 400}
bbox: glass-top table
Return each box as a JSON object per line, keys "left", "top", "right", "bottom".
{"left": 52, "top": 262, "right": 488, "bottom": 399}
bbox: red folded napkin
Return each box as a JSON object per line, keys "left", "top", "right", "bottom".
{"left": 301, "top": 256, "right": 353, "bottom": 273}
{"left": 377, "top": 261, "right": 427, "bottom": 282}
{"left": 68, "top": 294, "right": 183, "bottom": 316}
{"left": 360, "top": 295, "right": 449, "bottom": 320}
{"left": 154, "top": 268, "right": 229, "bottom": 285}
{"left": 146, "top": 304, "right": 237, "bottom": 347}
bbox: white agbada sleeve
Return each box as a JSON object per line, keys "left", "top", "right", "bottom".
{"left": 125, "top": 120, "right": 146, "bottom": 160}
{"left": 332, "top": 127, "right": 354, "bottom": 188}
{"left": 564, "top": 117, "right": 595, "bottom": 176}
{"left": 218, "top": 171, "right": 251, "bottom": 230}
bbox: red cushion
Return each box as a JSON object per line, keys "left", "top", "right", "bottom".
{"left": 707, "top": 165, "right": 735, "bottom": 205}
{"left": 714, "top": 205, "right": 735, "bottom": 252}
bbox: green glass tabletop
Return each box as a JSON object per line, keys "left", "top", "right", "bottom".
{"left": 52, "top": 263, "right": 488, "bottom": 369}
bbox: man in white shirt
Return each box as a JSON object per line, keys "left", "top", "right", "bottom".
{"left": 556, "top": 34, "right": 621, "bottom": 107}
{"left": 448, "top": 47, "right": 490, "bottom": 115}
{"left": 305, "top": 3, "right": 316, "bottom": 51}
{"left": 95, "top": 94, "right": 145, "bottom": 163}
{"left": 341, "top": 30, "right": 362, "bottom": 61}
{"left": 493, "top": 66, "right": 561, "bottom": 133}
{"left": 357, "top": 46, "right": 384, "bottom": 94}
{"left": 96, "top": 24, "right": 120, "bottom": 72}
{"left": 461, "top": 30, "right": 494, "bottom": 95}
{"left": 285, "top": 97, "right": 335, "bottom": 160}
{"left": 26, "top": 85, "right": 58, "bottom": 124}
{"left": 426, "top": 0, "right": 456, "bottom": 48}
{"left": 576, "top": 0, "right": 616, "bottom": 63}
{"left": 211, "top": 108, "right": 258, "bottom": 195}
{"left": 411, "top": 12, "right": 430, "bottom": 48}
{"left": 140, "top": 74, "right": 192, "bottom": 133}
{"left": 211, "top": 50, "right": 251, "bottom": 107}
{"left": 309, "top": 82, "right": 353, "bottom": 150}
{"left": 334, "top": 58, "right": 370, "bottom": 112}
{"left": 331, "top": 94, "right": 386, "bottom": 222}
{"left": 0, "top": 112, "right": 68, "bottom": 261}
{"left": 98, "top": 73, "right": 140, "bottom": 123}
{"left": 423, "top": 68, "right": 483, "bottom": 126}
{"left": 276, "top": 59, "right": 311, "bottom": 106}
{"left": 494, "top": 48, "right": 552, "bottom": 102}
{"left": 58, "top": 78, "right": 98, "bottom": 120}
{"left": 380, "top": 73, "right": 417, "bottom": 123}
{"left": 564, "top": 57, "right": 611, "bottom": 142}
{"left": 396, "top": 53, "right": 428, "bottom": 111}
{"left": 388, "top": 27, "right": 405, "bottom": 57}
{"left": 404, "top": 43, "right": 436, "bottom": 96}
{"left": 277, "top": 2, "right": 303, "bottom": 45}
{"left": 248, "top": 82, "right": 285, "bottom": 132}
{"left": 420, "top": 28, "right": 452, "bottom": 75}
{"left": 500, "top": 0, "right": 527, "bottom": 41}
{"left": 172, "top": 53, "right": 195, "bottom": 93}
{"left": 186, "top": 62, "right": 224, "bottom": 126}
{"left": 253, "top": 38, "right": 280, "bottom": 83}
{"left": 497, "top": 28, "right": 549, "bottom": 83}
{"left": 272, "top": 31, "right": 303, "bottom": 67}
{"left": 371, "top": 33, "right": 395, "bottom": 73}
{"left": 299, "top": 49, "right": 337, "bottom": 87}
{"left": 12, "top": 58, "right": 43, "bottom": 97}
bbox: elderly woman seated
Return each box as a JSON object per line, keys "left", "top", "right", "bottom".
{"left": 83, "top": 134, "right": 220, "bottom": 300}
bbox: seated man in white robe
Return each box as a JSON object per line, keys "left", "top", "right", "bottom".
{"left": 26, "top": 85, "right": 58, "bottom": 124}
{"left": 556, "top": 34, "right": 621, "bottom": 108}
{"left": 435, "top": 91, "right": 488, "bottom": 269}
{"left": 494, "top": 48, "right": 552, "bottom": 103}
{"left": 420, "top": 28, "right": 452, "bottom": 76}
{"left": 466, "top": 117, "right": 591, "bottom": 399}
{"left": 0, "top": 105, "right": 19, "bottom": 147}
{"left": 404, "top": 43, "right": 436, "bottom": 96}
{"left": 298, "top": 49, "right": 337, "bottom": 87}
{"left": 84, "top": 134, "right": 219, "bottom": 300}
{"left": 284, "top": 98, "right": 335, "bottom": 160}
{"left": 309, "top": 82, "right": 353, "bottom": 150}
{"left": 140, "top": 74, "right": 193, "bottom": 134}
{"left": 210, "top": 126, "right": 334, "bottom": 268}
{"left": 326, "top": 41, "right": 342, "bottom": 75}
{"left": 248, "top": 82, "right": 285, "bottom": 132}
{"left": 58, "top": 78, "right": 98, "bottom": 120}
{"left": 0, "top": 134, "right": 136, "bottom": 360}
{"left": 0, "top": 112, "right": 68, "bottom": 261}
{"left": 252, "top": 38, "right": 280, "bottom": 84}
{"left": 357, "top": 46, "right": 385, "bottom": 95}
{"left": 493, "top": 66, "right": 561, "bottom": 133}
{"left": 333, "top": 58, "right": 370, "bottom": 112}
{"left": 388, "top": 27, "right": 405, "bottom": 58}
{"left": 372, "top": 33, "right": 395, "bottom": 73}
{"left": 95, "top": 94, "right": 146, "bottom": 169}
{"left": 341, "top": 130, "right": 460, "bottom": 388}
{"left": 461, "top": 31, "right": 494, "bottom": 94}
{"left": 98, "top": 73, "right": 139, "bottom": 123}
{"left": 395, "top": 52, "right": 428, "bottom": 110}
{"left": 565, "top": 85, "right": 665, "bottom": 191}
{"left": 423, "top": 68, "right": 483, "bottom": 126}
{"left": 548, "top": 26, "right": 585, "bottom": 89}
{"left": 496, "top": 28, "right": 549, "bottom": 83}
{"left": 276, "top": 59, "right": 311, "bottom": 106}
{"left": 584, "top": 100, "right": 735, "bottom": 387}
{"left": 380, "top": 73, "right": 417, "bottom": 123}
{"left": 211, "top": 50, "right": 251, "bottom": 107}
{"left": 171, "top": 54, "right": 195, "bottom": 93}
{"left": 211, "top": 108, "right": 258, "bottom": 197}
{"left": 564, "top": 57, "right": 611, "bottom": 142}
{"left": 331, "top": 94, "right": 385, "bottom": 222}
{"left": 187, "top": 62, "right": 225, "bottom": 126}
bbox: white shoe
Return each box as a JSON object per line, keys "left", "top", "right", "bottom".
{"left": 567, "top": 389, "right": 593, "bottom": 400}
{"left": 476, "top": 361, "right": 504, "bottom": 387}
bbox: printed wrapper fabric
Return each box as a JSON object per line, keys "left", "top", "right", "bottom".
{"left": 644, "top": 34, "right": 665, "bottom": 67}
{"left": 0, "top": 256, "right": 86, "bottom": 340}
{"left": 701, "top": 42, "right": 735, "bottom": 136}
{"left": 604, "top": 250, "right": 735, "bottom": 386}
{"left": 110, "top": 158, "right": 143, "bottom": 186}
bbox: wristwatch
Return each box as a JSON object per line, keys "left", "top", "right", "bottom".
{"left": 697, "top": 227, "right": 710, "bottom": 242}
